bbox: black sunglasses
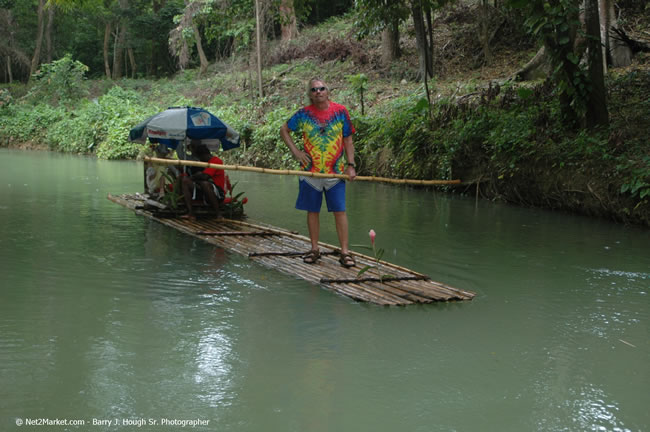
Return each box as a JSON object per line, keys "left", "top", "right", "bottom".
{"left": 310, "top": 86, "right": 327, "bottom": 92}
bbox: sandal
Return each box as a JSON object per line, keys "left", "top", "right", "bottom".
{"left": 338, "top": 253, "right": 356, "bottom": 268}
{"left": 303, "top": 249, "right": 321, "bottom": 264}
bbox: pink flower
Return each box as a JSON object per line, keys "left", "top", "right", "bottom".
{"left": 369, "top": 229, "right": 376, "bottom": 246}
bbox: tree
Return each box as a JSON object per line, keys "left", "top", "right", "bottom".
{"left": 585, "top": 0, "right": 608, "bottom": 127}
{"left": 103, "top": 16, "right": 112, "bottom": 78}
{"left": 354, "top": 0, "right": 409, "bottom": 66}
{"left": 514, "top": 0, "right": 640, "bottom": 80}
{"left": 409, "top": 0, "right": 454, "bottom": 80}
{"left": 381, "top": 23, "right": 400, "bottom": 65}
{"left": 0, "top": 7, "right": 31, "bottom": 82}
{"left": 279, "top": 0, "right": 298, "bottom": 41}
{"left": 170, "top": 0, "right": 211, "bottom": 75}
{"left": 111, "top": 0, "right": 130, "bottom": 79}
{"left": 410, "top": 0, "right": 432, "bottom": 79}
{"left": 254, "top": 0, "right": 262, "bottom": 96}
{"left": 48, "top": 0, "right": 117, "bottom": 79}
{"left": 199, "top": 0, "right": 255, "bottom": 60}
{"left": 129, "top": 0, "right": 184, "bottom": 77}
{"left": 30, "top": 0, "right": 47, "bottom": 78}
{"left": 510, "top": 0, "right": 614, "bottom": 129}
{"left": 45, "top": 2, "right": 55, "bottom": 62}
{"left": 3, "top": 0, "right": 184, "bottom": 81}
{"left": 510, "top": 0, "right": 591, "bottom": 126}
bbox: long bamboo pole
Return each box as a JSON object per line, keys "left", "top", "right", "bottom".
{"left": 145, "top": 157, "right": 460, "bottom": 186}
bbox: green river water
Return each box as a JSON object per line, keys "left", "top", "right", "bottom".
{"left": 1, "top": 149, "right": 648, "bottom": 431}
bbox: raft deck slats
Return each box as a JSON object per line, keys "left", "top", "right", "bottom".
{"left": 107, "top": 193, "right": 475, "bottom": 305}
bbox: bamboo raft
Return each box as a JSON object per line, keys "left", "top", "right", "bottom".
{"left": 107, "top": 193, "right": 475, "bottom": 306}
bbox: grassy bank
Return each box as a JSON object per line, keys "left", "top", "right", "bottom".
{"left": 1, "top": 12, "right": 649, "bottom": 226}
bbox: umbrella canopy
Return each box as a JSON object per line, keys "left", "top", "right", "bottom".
{"left": 129, "top": 106, "right": 240, "bottom": 151}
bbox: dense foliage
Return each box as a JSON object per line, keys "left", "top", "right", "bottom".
{"left": 1, "top": 4, "right": 649, "bottom": 226}
{"left": 28, "top": 54, "right": 89, "bottom": 105}
{"left": 0, "top": 0, "right": 355, "bottom": 82}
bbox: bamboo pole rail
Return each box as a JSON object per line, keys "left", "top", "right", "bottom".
{"left": 249, "top": 251, "right": 339, "bottom": 257}
{"left": 196, "top": 230, "right": 279, "bottom": 236}
{"left": 144, "top": 157, "right": 461, "bottom": 186}
{"left": 320, "top": 275, "right": 429, "bottom": 284}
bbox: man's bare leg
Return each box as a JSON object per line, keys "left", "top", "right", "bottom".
{"left": 181, "top": 177, "right": 196, "bottom": 219}
{"left": 307, "top": 211, "right": 320, "bottom": 251}
{"left": 334, "top": 211, "right": 355, "bottom": 267}
{"left": 200, "top": 181, "right": 221, "bottom": 218}
{"left": 333, "top": 211, "right": 349, "bottom": 254}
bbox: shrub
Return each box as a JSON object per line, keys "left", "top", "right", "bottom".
{"left": 46, "top": 102, "right": 101, "bottom": 153}
{"left": 28, "top": 54, "right": 89, "bottom": 105}
{"left": 44, "top": 85, "right": 152, "bottom": 158}
{"left": 0, "top": 88, "right": 13, "bottom": 110}
{"left": 248, "top": 105, "right": 296, "bottom": 167}
{"left": 94, "top": 86, "right": 154, "bottom": 159}
{"left": 0, "top": 104, "right": 66, "bottom": 144}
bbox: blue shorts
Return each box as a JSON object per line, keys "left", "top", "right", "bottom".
{"left": 295, "top": 177, "right": 346, "bottom": 213}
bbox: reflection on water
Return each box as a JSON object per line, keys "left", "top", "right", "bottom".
{"left": 0, "top": 149, "right": 649, "bottom": 431}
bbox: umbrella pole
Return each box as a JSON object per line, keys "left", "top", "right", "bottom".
{"left": 144, "top": 157, "right": 461, "bottom": 186}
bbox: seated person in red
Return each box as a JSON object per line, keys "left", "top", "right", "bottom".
{"left": 181, "top": 144, "right": 227, "bottom": 219}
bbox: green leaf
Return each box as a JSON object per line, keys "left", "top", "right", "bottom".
{"left": 414, "top": 98, "right": 430, "bottom": 113}
{"left": 357, "top": 265, "right": 372, "bottom": 278}
{"left": 532, "top": 20, "right": 547, "bottom": 35}
{"left": 517, "top": 88, "right": 534, "bottom": 100}
{"left": 567, "top": 53, "right": 579, "bottom": 64}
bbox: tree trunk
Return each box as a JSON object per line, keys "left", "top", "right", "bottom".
{"left": 128, "top": 47, "right": 136, "bottom": 78}
{"left": 112, "top": 0, "right": 129, "bottom": 79}
{"left": 112, "top": 24, "right": 125, "bottom": 79}
{"left": 3, "top": 7, "right": 30, "bottom": 83}
{"left": 425, "top": 5, "right": 434, "bottom": 73}
{"left": 380, "top": 19, "right": 401, "bottom": 66}
{"left": 193, "top": 24, "right": 209, "bottom": 77}
{"left": 151, "top": 0, "right": 163, "bottom": 75}
{"left": 598, "top": 0, "right": 608, "bottom": 74}
{"left": 29, "top": 0, "right": 46, "bottom": 78}
{"left": 513, "top": 45, "right": 552, "bottom": 81}
{"left": 45, "top": 4, "right": 55, "bottom": 63}
{"left": 585, "top": 0, "right": 609, "bottom": 128}
{"left": 255, "top": 0, "right": 264, "bottom": 98}
{"left": 7, "top": 56, "right": 12, "bottom": 83}
{"left": 279, "top": 0, "right": 298, "bottom": 41}
{"left": 514, "top": 5, "right": 580, "bottom": 83}
{"left": 5, "top": 10, "right": 15, "bottom": 83}
{"left": 601, "top": 0, "right": 632, "bottom": 67}
{"left": 546, "top": 5, "right": 581, "bottom": 126}
{"left": 411, "top": 0, "right": 432, "bottom": 80}
{"left": 479, "top": 0, "right": 492, "bottom": 65}
{"left": 104, "top": 22, "right": 112, "bottom": 79}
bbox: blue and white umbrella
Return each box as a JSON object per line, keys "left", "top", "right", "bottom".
{"left": 129, "top": 106, "right": 240, "bottom": 151}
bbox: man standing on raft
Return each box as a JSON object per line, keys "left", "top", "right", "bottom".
{"left": 280, "top": 77, "right": 357, "bottom": 268}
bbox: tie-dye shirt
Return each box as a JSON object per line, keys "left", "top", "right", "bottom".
{"left": 286, "top": 101, "right": 355, "bottom": 174}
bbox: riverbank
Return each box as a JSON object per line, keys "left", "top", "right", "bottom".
{"left": 1, "top": 10, "right": 648, "bottom": 227}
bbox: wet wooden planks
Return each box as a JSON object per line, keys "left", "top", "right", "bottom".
{"left": 107, "top": 193, "right": 475, "bottom": 305}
